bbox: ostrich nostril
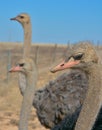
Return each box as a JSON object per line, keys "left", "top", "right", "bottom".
{"left": 60, "top": 63, "right": 64, "bottom": 67}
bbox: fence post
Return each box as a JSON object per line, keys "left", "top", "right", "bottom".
{"left": 63, "top": 41, "right": 70, "bottom": 57}
{"left": 34, "top": 45, "right": 39, "bottom": 64}
{"left": 97, "top": 40, "right": 100, "bottom": 50}
{"left": 52, "top": 43, "right": 57, "bottom": 63}
{"left": 6, "top": 50, "right": 12, "bottom": 83}
{"left": 67, "top": 40, "right": 71, "bottom": 49}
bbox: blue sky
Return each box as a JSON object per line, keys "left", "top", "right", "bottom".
{"left": 0, "top": 0, "right": 102, "bottom": 44}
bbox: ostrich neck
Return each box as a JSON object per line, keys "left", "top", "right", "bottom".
{"left": 19, "top": 70, "right": 37, "bottom": 130}
{"left": 18, "top": 22, "right": 32, "bottom": 95}
{"left": 75, "top": 63, "right": 102, "bottom": 130}
{"left": 23, "top": 22, "right": 32, "bottom": 58}
{"left": 18, "top": 73, "right": 26, "bottom": 95}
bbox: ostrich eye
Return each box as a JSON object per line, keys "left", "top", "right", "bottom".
{"left": 19, "top": 63, "right": 25, "bottom": 67}
{"left": 73, "top": 53, "right": 83, "bottom": 60}
{"left": 19, "top": 16, "right": 24, "bottom": 19}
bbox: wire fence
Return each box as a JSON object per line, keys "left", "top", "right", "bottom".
{"left": 0, "top": 42, "right": 101, "bottom": 83}
{"left": 0, "top": 43, "right": 67, "bottom": 83}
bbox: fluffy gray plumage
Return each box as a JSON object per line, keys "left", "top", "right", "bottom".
{"left": 33, "top": 70, "right": 88, "bottom": 128}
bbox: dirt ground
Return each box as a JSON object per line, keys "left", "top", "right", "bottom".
{"left": 0, "top": 73, "right": 54, "bottom": 130}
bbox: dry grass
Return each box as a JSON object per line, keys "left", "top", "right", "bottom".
{"left": 0, "top": 42, "right": 101, "bottom": 130}
{"left": 0, "top": 42, "right": 66, "bottom": 130}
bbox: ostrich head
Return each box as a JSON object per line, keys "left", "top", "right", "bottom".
{"left": 9, "top": 58, "right": 35, "bottom": 75}
{"left": 51, "top": 42, "right": 98, "bottom": 73}
{"left": 10, "top": 13, "right": 30, "bottom": 27}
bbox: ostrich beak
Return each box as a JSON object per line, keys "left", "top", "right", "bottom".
{"left": 9, "top": 66, "right": 21, "bottom": 72}
{"left": 50, "top": 59, "right": 80, "bottom": 73}
{"left": 10, "top": 17, "right": 17, "bottom": 21}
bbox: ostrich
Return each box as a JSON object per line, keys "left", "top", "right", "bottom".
{"left": 9, "top": 58, "right": 37, "bottom": 130}
{"left": 10, "top": 13, "right": 31, "bottom": 58}
{"left": 10, "top": 13, "right": 93, "bottom": 129}
{"left": 51, "top": 42, "right": 102, "bottom": 130}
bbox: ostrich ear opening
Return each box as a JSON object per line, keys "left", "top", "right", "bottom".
{"left": 9, "top": 66, "right": 22, "bottom": 72}
{"left": 50, "top": 59, "right": 80, "bottom": 73}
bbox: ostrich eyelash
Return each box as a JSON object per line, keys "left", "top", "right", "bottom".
{"left": 73, "top": 53, "right": 83, "bottom": 60}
